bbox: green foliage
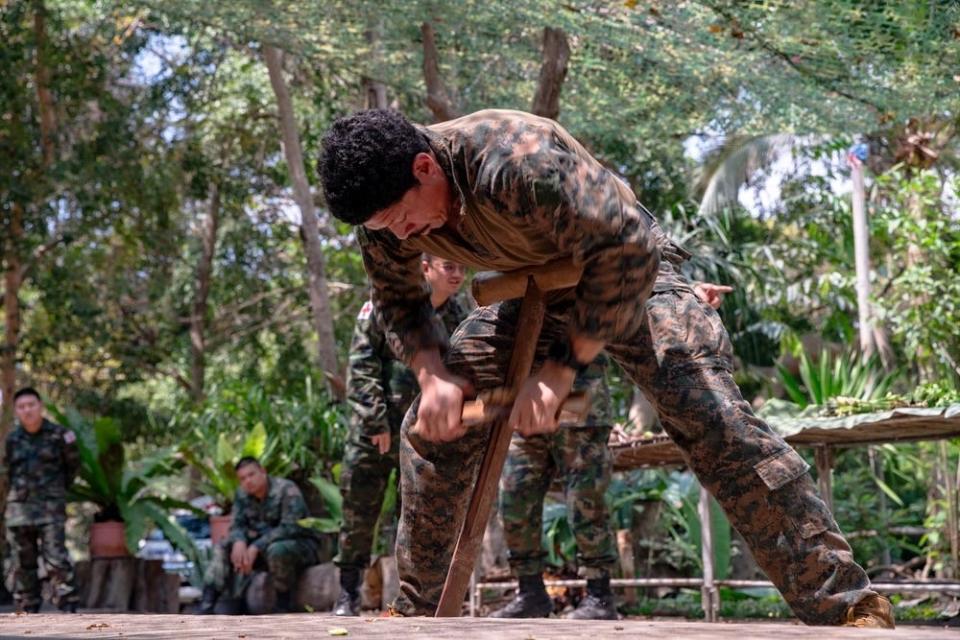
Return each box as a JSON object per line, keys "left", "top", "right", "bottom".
{"left": 300, "top": 472, "right": 343, "bottom": 534}
{"left": 776, "top": 344, "right": 900, "bottom": 409}
{"left": 873, "top": 170, "right": 960, "bottom": 385}
{"left": 53, "top": 408, "right": 198, "bottom": 559}
{"left": 170, "top": 374, "right": 347, "bottom": 502}
{"left": 178, "top": 422, "right": 284, "bottom": 512}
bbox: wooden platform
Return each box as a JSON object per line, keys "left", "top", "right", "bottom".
{"left": 0, "top": 613, "right": 948, "bottom": 639}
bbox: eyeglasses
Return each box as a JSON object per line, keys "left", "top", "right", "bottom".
{"left": 430, "top": 260, "right": 466, "bottom": 275}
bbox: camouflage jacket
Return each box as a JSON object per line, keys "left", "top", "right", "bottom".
{"left": 3, "top": 419, "right": 80, "bottom": 527}
{"left": 226, "top": 476, "right": 320, "bottom": 549}
{"left": 358, "top": 109, "right": 691, "bottom": 365}
{"left": 347, "top": 292, "right": 471, "bottom": 437}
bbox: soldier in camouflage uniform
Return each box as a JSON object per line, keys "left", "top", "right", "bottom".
{"left": 334, "top": 254, "right": 470, "bottom": 616}
{"left": 3, "top": 387, "right": 80, "bottom": 613}
{"left": 318, "top": 109, "right": 894, "bottom": 627}
{"left": 492, "top": 355, "right": 619, "bottom": 620}
{"left": 198, "top": 458, "right": 321, "bottom": 614}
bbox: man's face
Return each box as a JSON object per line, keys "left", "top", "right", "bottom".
{"left": 423, "top": 257, "right": 465, "bottom": 302}
{"left": 236, "top": 463, "right": 269, "bottom": 498}
{"left": 363, "top": 152, "right": 451, "bottom": 240}
{"left": 14, "top": 395, "right": 43, "bottom": 433}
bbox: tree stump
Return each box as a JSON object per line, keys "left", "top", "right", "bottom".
{"left": 76, "top": 558, "right": 177, "bottom": 612}
{"left": 245, "top": 563, "right": 340, "bottom": 614}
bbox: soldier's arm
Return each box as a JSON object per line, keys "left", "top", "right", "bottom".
{"left": 357, "top": 228, "right": 447, "bottom": 365}
{"left": 483, "top": 137, "right": 661, "bottom": 349}
{"left": 62, "top": 428, "right": 80, "bottom": 488}
{"left": 346, "top": 309, "right": 392, "bottom": 438}
{"left": 225, "top": 494, "right": 248, "bottom": 545}
{"left": 250, "top": 485, "right": 309, "bottom": 551}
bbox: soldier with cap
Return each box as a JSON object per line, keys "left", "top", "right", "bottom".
{"left": 3, "top": 387, "right": 80, "bottom": 613}
{"left": 334, "top": 253, "right": 470, "bottom": 616}
{"left": 198, "top": 458, "right": 321, "bottom": 614}
{"left": 318, "top": 108, "right": 894, "bottom": 628}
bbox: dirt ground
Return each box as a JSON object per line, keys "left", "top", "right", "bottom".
{"left": 0, "top": 612, "right": 948, "bottom": 640}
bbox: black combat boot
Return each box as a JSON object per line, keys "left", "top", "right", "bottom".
{"left": 196, "top": 586, "right": 219, "bottom": 615}
{"left": 566, "top": 575, "right": 617, "bottom": 620}
{"left": 57, "top": 600, "right": 78, "bottom": 613}
{"left": 274, "top": 590, "right": 293, "bottom": 614}
{"left": 22, "top": 603, "right": 41, "bottom": 614}
{"left": 333, "top": 568, "right": 361, "bottom": 616}
{"left": 488, "top": 574, "right": 553, "bottom": 618}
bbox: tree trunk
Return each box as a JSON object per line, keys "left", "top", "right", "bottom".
{"left": 1, "top": 205, "right": 22, "bottom": 436}
{"left": 530, "top": 27, "right": 570, "bottom": 120}
{"left": 850, "top": 155, "right": 894, "bottom": 368}
{"left": 263, "top": 45, "right": 342, "bottom": 397}
{"left": 363, "top": 20, "right": 389, "bottom": 110}
{"left": 33, "top": 0, "right": 57, "bottom": 167}
{"left": 421, "top": 22, "right": 460, "bottom": 123}
{"left": 188, "top": 184, "right": 220, "bottom": 404}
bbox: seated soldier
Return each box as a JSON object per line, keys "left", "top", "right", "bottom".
{"left": 198, "top": 458, "right": 321, "bottom": 614}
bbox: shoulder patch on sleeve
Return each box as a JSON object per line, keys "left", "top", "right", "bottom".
{"left": 63, "top": 430, "right": 77, "bottom": 444}
{"left": 358, "top": 301, "right": 373, "bottom": 321}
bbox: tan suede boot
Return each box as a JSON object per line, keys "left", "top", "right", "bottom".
{"left": 842, "top": 594, "right": 895, "bottom": 629}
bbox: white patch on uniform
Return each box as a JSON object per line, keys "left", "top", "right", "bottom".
{"left": 63, "top": 430, "right": 77, "bottom": 444}
{"left": 358, "top": 301, "right": 373, "bottom": 321}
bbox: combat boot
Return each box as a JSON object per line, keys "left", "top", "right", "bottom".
{"left": 274, "top": 590, "right": 293, "bottom": 614}
{"left": 488, "top": 574, "right": 553, "bottom": 618}
{"left": 57, "top": 600, "right": 78, "bottom": 613}
{"left": 333, "top": 568, "right": 361, "bottom": 616}
{"left": 21, "top": 603, "right": 41, "bottom": 614}
{"left": 842, "top": 594, "right": 895, "bottom": 629}
{"left": 567, "top": 575, "right": 617, "bottom": 620}
{"left": 196, "top": 586, "right": 218, "bottom": 615}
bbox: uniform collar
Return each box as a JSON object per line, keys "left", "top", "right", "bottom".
{"left": 418, "top": 127, "right": 467, "bottom": 221}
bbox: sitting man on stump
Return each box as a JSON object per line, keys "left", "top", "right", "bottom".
{"left": 318, "top": 108, "right": 894, "bottom": 628}
{"left": 199, "top": 457, "right": 321, "bottom": 614}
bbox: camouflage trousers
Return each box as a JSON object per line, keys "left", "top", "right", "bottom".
{"left": 205, "top": 538, "right": 319, "bottom": 598}
{"left": 7, "top": 521, "right": 78, "bottom": 609}
{"left": 395, "top": 288, "right": 875, "bottom": 624}
{"left": 500, "top": 426, "right": 617, "bottom": 579}
{"left": 336, "top": 424, "right": 400, "bottom": 570}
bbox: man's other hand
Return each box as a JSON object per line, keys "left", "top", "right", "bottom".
{"left": 509, "top": 361, "right": 575, "bottom": 437}
{"left": 371, "top": 432, "right": 391, "bottom": 455}
{"left": 694, "top": 282, "right": 734, "bottom": 309}
{"left": 230, "top": 540, "right": 247, "bottom": 572}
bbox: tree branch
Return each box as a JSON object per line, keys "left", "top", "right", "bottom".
{"left": 421, "top": 22, "right": 460, "bottom": 123}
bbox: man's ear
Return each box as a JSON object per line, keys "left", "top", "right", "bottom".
{"left": 411, "top": 151, "right": 438, "bottom": 183}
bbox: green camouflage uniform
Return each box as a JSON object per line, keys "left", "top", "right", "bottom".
{"left": 499, "top": 356, "right": 616, "bottom": 579}
{"left": 357, "top": 109, "right": 876, "bottom": 623}
{"left": 205, "top": 476, "right": 321, "bottom": 598}
{"left": 3, "top": 419, "right": 80, "bottom": 610}
{"left": 336, "top": 293, "right": 470, "bottom": 571}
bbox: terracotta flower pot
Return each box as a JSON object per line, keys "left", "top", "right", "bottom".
{"left": 90, "top": 521, "right": 130, "bottom": 558}
{"left": 209, "top": 513, "right": 233, "bottom": 545}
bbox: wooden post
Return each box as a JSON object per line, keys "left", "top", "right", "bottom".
{"left": 435, "top": 277, "right": 546, "bottom": 616}
{"left": 616, "top": 529, "right": 637, "bottom": 606}
{"left": 814, "top": 446, "right": 834, "bottom": 512}
{"left": 699, "top": 485, "right": 718, "bottom": 622}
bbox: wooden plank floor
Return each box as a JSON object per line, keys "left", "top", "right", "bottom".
{"left": 0, "top": 613, "right": 952, "bottom": 639}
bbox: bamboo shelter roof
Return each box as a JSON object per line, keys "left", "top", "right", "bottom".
{"left": 612, "top": 405, "right": 960, "bottom": 470}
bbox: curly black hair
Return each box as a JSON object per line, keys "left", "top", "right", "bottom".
{"left": 319, "top": 109, "right": 429, "bottom": 225}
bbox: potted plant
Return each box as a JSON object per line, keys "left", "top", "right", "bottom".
{"left": 57, "top": 409, "right": 198, "bottom": 560}
{"left": 179, "top": 422, "right": 288, "bottom": 544}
